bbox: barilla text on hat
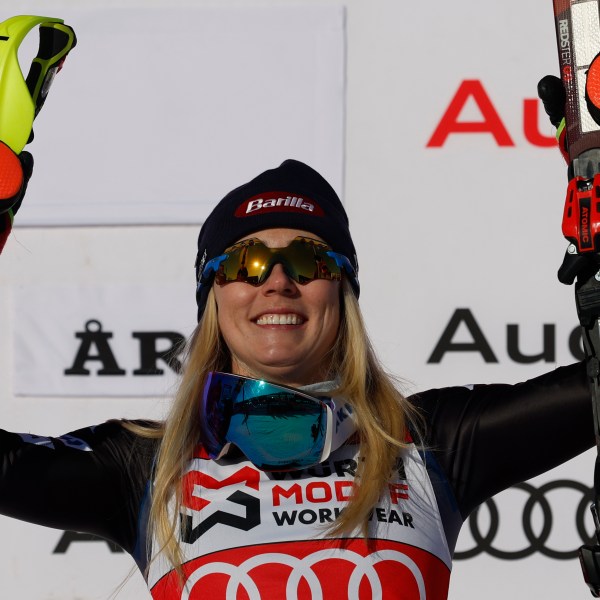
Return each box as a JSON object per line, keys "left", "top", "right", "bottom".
{"left": 234, "top": 191, "right": 325, "bottom": 217}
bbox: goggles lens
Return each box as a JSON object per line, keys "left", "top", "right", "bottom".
{"left": 200, "top": 371, "right": 333, "bottom": 471}
{"left": 199, "top": 236, "right": 353, "bottom": 288}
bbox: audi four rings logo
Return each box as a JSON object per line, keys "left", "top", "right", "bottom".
{"left": 179, "top": 549, "right": 426, "bottom": 600}
{"left": 455, "top": 480, "right": 595, "bottom": 560}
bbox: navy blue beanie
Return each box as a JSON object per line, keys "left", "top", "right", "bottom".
{"left": 195, "top": 159, "right": 359, "bottom": 320}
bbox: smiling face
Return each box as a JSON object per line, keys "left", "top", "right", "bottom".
{"left": 212, "top": 228, "right": 341, "bottom": 386}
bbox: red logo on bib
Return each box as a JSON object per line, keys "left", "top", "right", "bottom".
{"left": 151, "top": 539, "right": 451, "bottom": 599}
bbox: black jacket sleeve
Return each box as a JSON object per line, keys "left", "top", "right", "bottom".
{"left": 410, "top": 362, "right": 593, "bottom": 518}
{"left": 0, "top": 420, "right": 157, "bottom": 553}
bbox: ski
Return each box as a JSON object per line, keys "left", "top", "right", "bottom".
{"left": 552, "top": 1, "right": 600, "bottom": 595}
{"left": 552, "top": 1, "right": 600, "bottom": 270}
{"left": 554, "top": 1, "right": 600, "bottom": 162}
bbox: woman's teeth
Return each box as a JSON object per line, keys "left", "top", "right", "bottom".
{"left": 256, "top": 314, "right": 304, "bottom": 325}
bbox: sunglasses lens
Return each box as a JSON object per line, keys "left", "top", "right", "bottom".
{"left": 212, "top": 242, "right": 266, "bottom": 284}
{"left": 241, "top": 243, "right": 281, "bottom": 284}
{"left": 215, "top": 237, "right": 343, "bottom": 286}
{"left": 200, "top": 372, "right": 332, "bottom": 471}
{"left": 283, "top": 239, "right": 342, "bottom": 283}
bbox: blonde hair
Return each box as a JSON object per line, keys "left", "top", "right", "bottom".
{"left": 127, "top": 279, "right": 419, "bottom": 577}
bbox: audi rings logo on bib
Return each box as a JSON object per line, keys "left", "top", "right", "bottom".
{"left": 455, "top": 479, "right": 595, "bottom": 560}
{"left": 151, "top": 539, "right": 451, "bottom": 600}
{"left": 234, "top": 191, "right": 325, "bottom": 217}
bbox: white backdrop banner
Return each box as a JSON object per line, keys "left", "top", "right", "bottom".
{"left": 13, "top": 283, "right": 196, "bottom": 396}
{"left": 13, "top": 6, "right": 345, "bottom": 226}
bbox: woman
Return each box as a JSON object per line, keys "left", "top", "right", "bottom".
{"left": 0, "top": 150, "right": 594, "bottom": 599}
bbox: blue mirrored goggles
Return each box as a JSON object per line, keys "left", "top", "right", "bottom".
{"left": 200, "top": 371, "right": 334, "bottom": 471}
{"left": 196, "top": 236, "right": 358, "bottom": 292}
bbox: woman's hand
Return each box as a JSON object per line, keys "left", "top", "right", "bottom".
{"left": 537, "top": 74, "right": 569, "bottom": 163}
{"left": 0, "top": 144, "right": 33, "bottom": 254}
